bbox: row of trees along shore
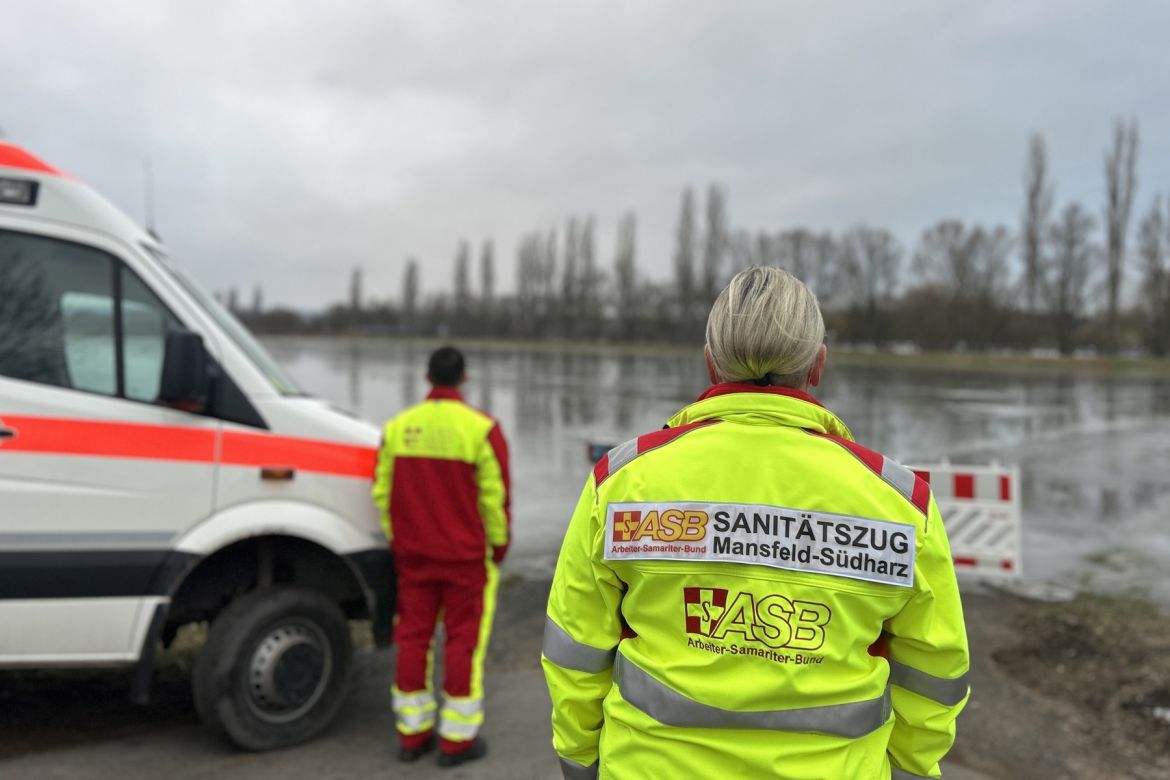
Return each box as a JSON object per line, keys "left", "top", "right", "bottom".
{"left": 236, "top": 119, "right": 1170, "bottom": 357}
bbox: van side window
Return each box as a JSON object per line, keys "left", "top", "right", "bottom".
{"left": 0, "top": 230, "right": 117, "bottom": 393}
{"left": 61, "top": 291, "right": 118, "bottom": 394}
{"left": 0, "top": 229, "right": 188, "bottom": 405}
{"left": 121, "top": 267, "right": 182, "bottom": 402}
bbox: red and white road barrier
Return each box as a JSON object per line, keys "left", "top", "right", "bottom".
{"left": 908, "top": 462, "right": 1022, "bottom": 579}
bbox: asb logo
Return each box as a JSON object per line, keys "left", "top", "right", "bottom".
{"left": 682, "top": 587, "right": 831, "bottom": 650}
{"left": 613, "top": 509, "right": 708, "bottom": 543}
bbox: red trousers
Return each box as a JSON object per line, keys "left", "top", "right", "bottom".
{"left": 393, "top": 557, "right": 496, "bottom": 752}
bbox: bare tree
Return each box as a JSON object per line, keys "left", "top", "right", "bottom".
{"left": 562, "top": 218, "right": 580, "bottom": 336}
{"left": 515, "top": 234, "right": 542, "bottom": 338}
{"left": 673, "top": 187, "right": 696, "bottom": 323}
{"left": 840, "top": 226, "right": 902, "bottom": 347}
{"left": 754, "top": 232, "right": 778, "bottom": 269}
{"left": 349, "top": 267, "right": 362, "bottom": 314}
{"left": 579, "top": 216, "right": 600, "bottom": 337}
{"left": 614, "top": 213, "right": 638, "bottom": 338}
{"left": 807, "top": 231, "right": 840, "bottom": 305}
{"left": 1022, "top": 133, "right": 1054, "bottom": 315}
{"left": 453, "top": 240, "right": 471, "bottom": 333}
{"left": 1137, "top": 196, "right": 1170, "bottom": 355}
{"left": 728, "top": 229, "right": 756, "bottom": 271}
{"left": 542, "top": 228, "right": 558, "bottom": 335}
{"left": 1045, "top": 203, "right": 1097, "bottom": 355}
{"left": 480, "top": 239, "right": 494, "bottom": 329}
{"left": 776, "top": 229, "right": 817, "bottom": 281}
{"left": 913, "top": 221, "right": 1013, "bottom": 348}
{"left": 1103, "top": 118, "right": 1139, "bottom": 353}
{"left": 403, "top": 258, "right": 419, "bottom": 335}
{"left": 251, "top": 284, "right": 264, "bottom": 315}
{"left": 701, "top": 184, "right": 728, "bottom": 303}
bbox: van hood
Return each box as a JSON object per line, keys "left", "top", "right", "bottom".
{"left": 249, "top": 396, "right": 380, "bottom": 447}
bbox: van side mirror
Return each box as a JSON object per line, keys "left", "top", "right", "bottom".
{"left": 158, "top": 331, "right": 209, "bottom": 410}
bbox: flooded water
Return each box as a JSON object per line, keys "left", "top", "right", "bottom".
{"left": 263, "top": 337, "right": 1170, "bottom": 603}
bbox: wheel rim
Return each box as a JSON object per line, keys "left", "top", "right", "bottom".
{"left": 244, "top": 620, "right": 333, "bottom": 725}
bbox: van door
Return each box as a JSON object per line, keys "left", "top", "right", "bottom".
{"left": 0, "top": 227, "right": 217, "bottom": 664}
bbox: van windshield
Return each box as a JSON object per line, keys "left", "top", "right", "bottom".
{"left": 143, "top": 246, "right": 305, "bottom": 397}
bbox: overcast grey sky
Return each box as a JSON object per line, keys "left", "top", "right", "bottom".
{"left": 4, "top": 1, "right": 1169, "bottom": 310}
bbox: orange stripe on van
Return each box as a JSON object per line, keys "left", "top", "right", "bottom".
{"left": 0, "top": 415, "right": 215, "bottom": 461}
{"left": 221, "top": 429, "right": 377, "bottom": 478}
{"left": 0, "top": 415, "right": 377, "bottom": 479}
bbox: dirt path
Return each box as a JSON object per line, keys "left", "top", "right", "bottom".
{"left": 0, "top": 578, "right": 1165, "bottom": 779}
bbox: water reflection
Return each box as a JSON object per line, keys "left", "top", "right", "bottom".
{"left": 262, "top": 337, "right": 1170, "bottom": 597}
{"left": 347, "top": 339, "right": 361, "bottom": 411}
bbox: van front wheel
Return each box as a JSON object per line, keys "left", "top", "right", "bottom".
{"left": 193, "top": 586, "right": 354, "bottom": 750}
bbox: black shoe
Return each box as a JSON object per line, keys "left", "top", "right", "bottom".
{"left": 437, "top": 738, "right": 488, "bottom": 768}
{"left": 398, "top": 735, "right": 436, "bottom": 763}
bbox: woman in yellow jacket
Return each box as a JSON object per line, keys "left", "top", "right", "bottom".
{"left": 542, "top": 267, "right": 969, "bottom": 780}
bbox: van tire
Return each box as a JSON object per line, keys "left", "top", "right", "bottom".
{"left": 193, "top": 586, "right": 353, "bottom": 751}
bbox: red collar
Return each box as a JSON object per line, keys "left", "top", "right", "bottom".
{"left": 696, "top": 382, "right": 824, "bottom": 408}
{"left": 427, "top": 386, "right": 464, "bottom": 402}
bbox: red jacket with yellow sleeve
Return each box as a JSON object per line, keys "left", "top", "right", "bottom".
{"left": 371, "top": 387, "right": 510, "bottom": 564}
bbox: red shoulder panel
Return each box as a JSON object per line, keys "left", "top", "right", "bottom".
{"left": 806, "top": 430, "right": 930, "bottom": 515}
{"left": 594, "top": 419, "right": 719, "bottom": 488}
{"left": 634, "top": 420, "right": 716, "bottom": 455}
{"left": 812, "top": 432, "right": 883, "bottom": 473}
{"left": 592, "top": 452, "right": 610, "bottom": 486}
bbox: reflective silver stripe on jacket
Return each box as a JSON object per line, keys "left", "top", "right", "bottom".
{"left": 891, "top": 768, "right": 934, "bottom": 779}
{"left": 543, "top": 616, "right": 616, "bottom": 674}
{"left": 614, "top": 653, "right": 891, "bottom": 739}
{"left": 889, "top": 659, "right": 970, "bottom": 706}
{"left": 559, "top": 757, "right": 600, "bottom": 780}
{"left": 606, "top": 438, "right": 639, "bottom": 474}
{"left": 881, "top": 456, "right": 918, "bottom": 504}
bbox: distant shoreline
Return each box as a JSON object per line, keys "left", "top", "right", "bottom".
{"left": 259, "top": 333, "right": 1170, "bottom": 378}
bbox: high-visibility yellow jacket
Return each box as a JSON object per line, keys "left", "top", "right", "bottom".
{"left": 371, "top": 386, "right": 511, "bottom": 564}
{"left": 542, "top": 384, "right": 969, "bottom": 780}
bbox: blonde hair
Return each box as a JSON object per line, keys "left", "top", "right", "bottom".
{"left": 705, "top": 266, "right": 825, "bottom": 388}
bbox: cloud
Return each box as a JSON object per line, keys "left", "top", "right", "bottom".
{"left": 3, "top": 0, "right": 1169, "bottom": 308}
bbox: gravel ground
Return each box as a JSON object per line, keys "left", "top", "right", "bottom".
{"left": 0, "top": 577, "right": 1165, "bottom": 779}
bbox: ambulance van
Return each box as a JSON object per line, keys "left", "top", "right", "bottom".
{"left": 0, "top": 143, "right": 393, "bottom": 750}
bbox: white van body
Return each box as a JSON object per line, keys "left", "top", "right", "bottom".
{"left": 0, "top": 143, "right": 394, "bottom": 749}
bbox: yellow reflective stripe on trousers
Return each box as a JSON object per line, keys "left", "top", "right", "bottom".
{"left": 393, "top": 688, "right": 437, "bottom": 735}
{"left": 470, "top": 559, "right": 500, "bottom": 700}
{"left": 614, "top": 653, "right": 891, "bottom": 739}
{"left": 888, "top": 658, "right": 969, "bottom": 706}
{"left": 559, "top": 757, "right": 599, "bottom": 780}
{"left": 543, "top": 616, "right": 616, "bottom": 673}
{"left": 891, "top": 768, "right": 934, "bottom": 780}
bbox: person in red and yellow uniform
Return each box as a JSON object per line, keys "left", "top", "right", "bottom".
{"left": 372, "top": 346, "right": 510, "bottom": 767}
